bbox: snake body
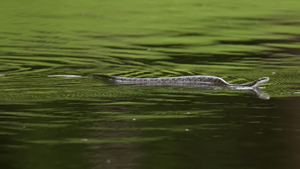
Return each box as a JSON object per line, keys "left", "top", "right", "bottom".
{"left": 94, "top": 75, "right": 269, "bottom": 89}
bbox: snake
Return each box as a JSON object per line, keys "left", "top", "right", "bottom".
{"left": 93, "top": 75, "right": 269, "bottom": 89}
{"left": 93, "top": 75, "right": 270, "bottom": 100}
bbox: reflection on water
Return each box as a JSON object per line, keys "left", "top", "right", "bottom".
{"left": 0, "top": 0, "right": 300, "bottom": 168}
{"left": 0, "top": 76, "right": 299, "bottom": 169}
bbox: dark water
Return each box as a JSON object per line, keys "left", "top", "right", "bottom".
{"left": 1, "top": 0, "right": 300, "bottom": 169}
{"left": 0, "top": 76, "right": 299, "bottom": 169}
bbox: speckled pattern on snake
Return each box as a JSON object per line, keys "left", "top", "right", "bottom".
{"left": 93, "top": 75, "right": 269, "bottom": 89}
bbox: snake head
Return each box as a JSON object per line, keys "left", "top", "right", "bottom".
{"left": 255, "top": 77, "right": 269, "bottom": 87}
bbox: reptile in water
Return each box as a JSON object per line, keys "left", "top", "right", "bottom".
{"left": 93, "top": 75, "right": 270, "bottom": 99}
{"left": 93, "top": 75, "right": 269, "bottom": 88}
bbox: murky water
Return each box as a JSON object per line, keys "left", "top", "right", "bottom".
{"left": 1, "top": 0, "right": 300, "bottom": 169}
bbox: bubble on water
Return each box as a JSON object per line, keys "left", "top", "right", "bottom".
{"left": 272, "top": 72, "right": 275, "bottom": 74}
{"left": 81, "top": 138, "right": 88, "bottom": 141}
{"left": 148, "top": 48, "right": 151, "bottom": 51}
{"left": 185, "top": 129, "right": 189, "bottom": 131}
{"left": 133, "top": 118, "right": 136, "bottom": 121}
{"left": 106, "top": 159, "right": 111, "bottom": 163}
{"left": 0, "top": 74, "right": 4, "bottom": 76}
{"left": 187, "top": 112, "right": 190, "bottom": 114}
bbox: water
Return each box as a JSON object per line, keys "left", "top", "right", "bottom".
{"left": 1, "top": 0, "right": 300, "bottom": 169}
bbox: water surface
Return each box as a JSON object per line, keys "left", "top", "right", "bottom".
{"left": 0, "top": 0, "right": 300, "bottom": 169}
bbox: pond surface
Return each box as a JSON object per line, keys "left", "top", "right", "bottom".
{"left": 0, "top": 0, "right": 300, "bottom": 169}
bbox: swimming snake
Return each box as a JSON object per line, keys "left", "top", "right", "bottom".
{"left": 93, "top": 75, "right": 269, "bottom": 88}
{"left": 93, "top": 75, "right": 270, "bottom": 99}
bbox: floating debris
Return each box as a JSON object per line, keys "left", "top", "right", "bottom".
{"left": 47, "top": 75, "right": 81, "bottom": 77}
{"left": 133, "top": 118, "right": 136, "bottom": 121}
{"left": 0, "top": 74, "right": 4, "bottom": 76}
{"left": 294, "top": 92, "right": 300, "bottom": 94}
{"left": 185, "top": 129, "right": 189, "bottom": 131}
{"left": 81, "top": 138, "right": 88, "bottom": 141}
{"left": 187, "top": 112, "right": 190, "bottom": 114}
{"left": 106, "top": 159, "right": 111, "bottom": 163}
{"left": 148, "top": 48, "right": 151, "bottom": 51}
{"left": 272, "top": 72, "right": 275, "bottom": 74}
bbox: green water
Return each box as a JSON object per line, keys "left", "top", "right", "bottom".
{"left": 1, "top": 0, "right": 300, "bottom": 169}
